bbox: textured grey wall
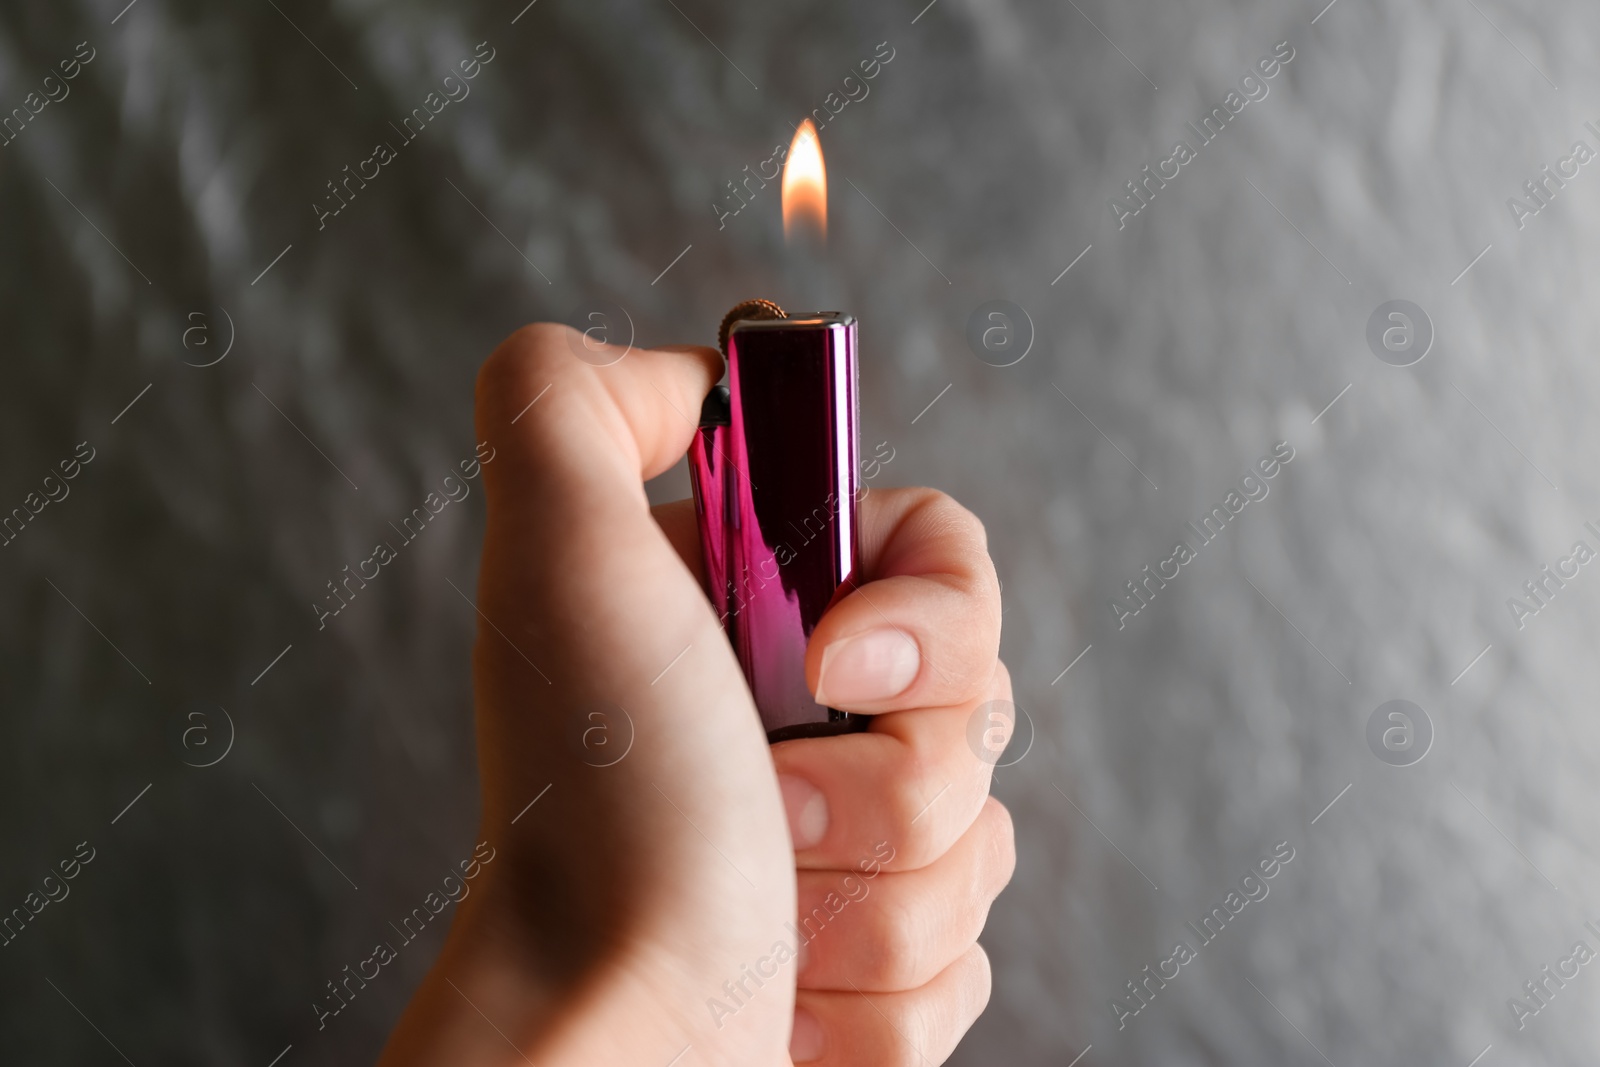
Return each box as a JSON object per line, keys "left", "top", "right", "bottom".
{"left": 4, "top": 0, "right": 1600, "bottom": 1063}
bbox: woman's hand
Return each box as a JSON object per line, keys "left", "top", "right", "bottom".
{"left": 378, "top": 324, "right": 1014, "bottom": 1066}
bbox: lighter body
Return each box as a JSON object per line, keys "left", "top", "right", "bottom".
{"left": 687, "top": 312, "right": 867, "bottom": 742}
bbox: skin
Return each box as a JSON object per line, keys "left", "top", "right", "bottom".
{"left": 378, "top": 324, "right": 1015, "bottom": 1066}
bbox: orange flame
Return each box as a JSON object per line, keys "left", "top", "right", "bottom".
{"left": 782, "top": 119, "right": 826, "bottom": 242}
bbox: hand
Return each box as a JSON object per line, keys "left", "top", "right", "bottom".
{"left": 378, "top": 324, "right": 1014, "bottom": 1066}
{"left": 749, "top": 478, "right": 1016, "bottom": 1066}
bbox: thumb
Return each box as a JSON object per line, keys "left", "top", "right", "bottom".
{"left": 475, "top": 324, "right": 721, "bottom": 494}
{"left": 471, "top": 324, "right": 724, "bottom": 693}
{"left": 424, "top": 324, "right": 797, "bottom": 1067}
{"left": 469, "top": 323, "right": 767, "bottom": 805}
{"left": 474, "top": 324, "right": 721, "bottom": 610}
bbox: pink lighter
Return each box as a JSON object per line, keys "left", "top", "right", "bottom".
{"left": 687, "top": 301, "right": 869, "bottom": 743}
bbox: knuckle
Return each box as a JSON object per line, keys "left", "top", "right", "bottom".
{"left": 908, "top": 947, "right": 983, "bottom": 1062}
{"left": 879, "top": 1030, "right": 926, "bottom": 1067}
{"left": 906, "top": 487, "right": 988, "bottom": 554}
{"left": 873, "top": 994, "right": 938, "bottom": 1067}
{"left": 990, "top": 658, "right": 1014, "bottom": 703}
{"left": 864, "top": 893, "right": 926, "bottom": 988}
{"left": 961, "top": 942, "right": 994, "bottom": 1017}
{"left": 475, "top": 323, "right": 578, "bottom": 412}
{"left": 968, "top": 692, "right": 1015, "bottom": 766}
{"left": 866, "top": 944, "right": 991, "bottom": 1067}
{"left": 906, "top": 488, "right": 1001, "bottom": 650}
{"left": 979, "top": 797, "right": 1018, "bottom": 896}
{"left": 885, "top": 749, "right": 946, "bottom": 865}
{"left": 957, "top": 501, "right": 990, "bottom": 555}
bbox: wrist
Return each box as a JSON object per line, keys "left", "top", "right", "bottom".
{"left": 375, "top": 874, "right": 559, "bottom": 1067}
{"left": 379, "top": 864, "right": 742, "bottom": 1067}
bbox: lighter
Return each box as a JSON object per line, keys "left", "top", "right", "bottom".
{"left": 687, "top": 299, "right": 869, "bottom": 743}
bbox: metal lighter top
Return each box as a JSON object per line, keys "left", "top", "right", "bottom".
{"left": 687, "top": 302, "right": 868, "bottom": 743}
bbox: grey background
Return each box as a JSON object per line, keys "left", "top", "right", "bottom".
{"left": 4, "top": 0, "right": 1599, "bottom": 1063}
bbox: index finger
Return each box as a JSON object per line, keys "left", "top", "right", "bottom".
{"left": 805, "top": 487, "right": 1001, "bottom": 714}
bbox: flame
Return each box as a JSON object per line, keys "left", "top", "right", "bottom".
{"left": 782, "top": 119, "right": 827, "bottom": 241}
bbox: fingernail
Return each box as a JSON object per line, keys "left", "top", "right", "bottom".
{"left": 789, "top": 1006, "right": 825, "bottom": 1062}
{"left": 814, "top": 628, "right": 921, "bottom": 706}
{"left": 779, "top": 775, "right": 829, "bottom": 850}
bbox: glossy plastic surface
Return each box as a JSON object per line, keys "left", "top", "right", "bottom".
{"left": 688, "top": 314, "right": 866, "bottom": 741}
